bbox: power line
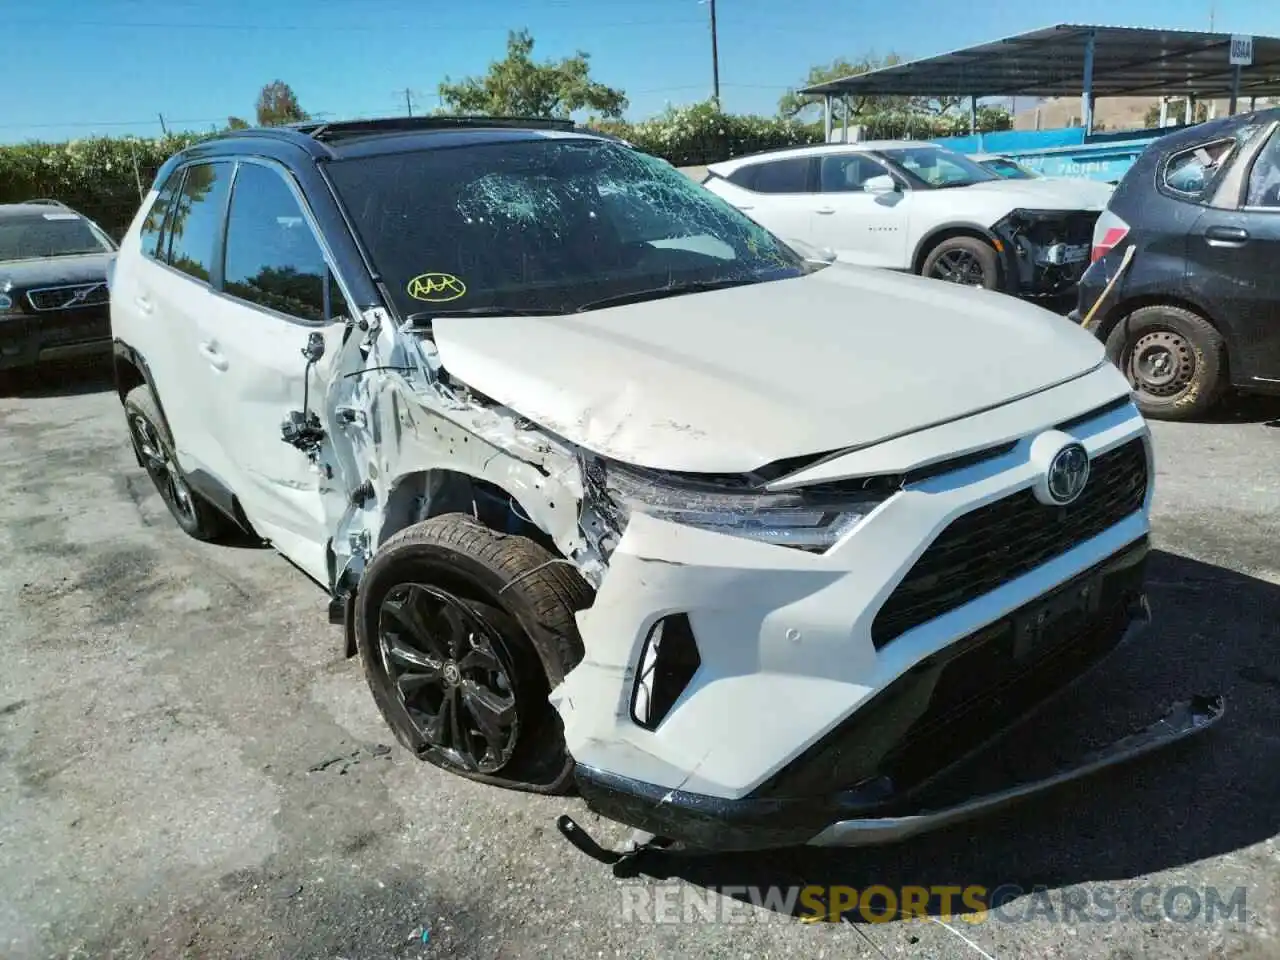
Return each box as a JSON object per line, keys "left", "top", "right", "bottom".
{"left": 4, "top": 15, "right": 704, "bottom": 32}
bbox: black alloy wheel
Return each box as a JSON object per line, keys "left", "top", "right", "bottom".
{"left": 378, "top": 583, "right": 522, "bottom": 774}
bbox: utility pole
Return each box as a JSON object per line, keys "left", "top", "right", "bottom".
{"left": 157, "top": 112, "right": 168, "bottom": 135}
{"left": 708, "top": 0, "right": 720, "bottom": 106}
{"left": 1209, "top": 0, "right": 1215, "bottom": 31}
{"left": 404, "top": 87, "right": 414, "bottom": 117}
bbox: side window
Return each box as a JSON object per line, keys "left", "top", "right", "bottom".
{"left": 167, "top": 161, "right": 234, "bottom": 282}
{"left": 818, "top": 154, "right": 891, "bottom": 192}
{"left": 726, "top": 166, "right": 756, "bottom": 190}
{"left": 1161, "top": 138, "right": 1237, "bottom": 201}
{"left": 747, "top": 158, "right": 811, "bottom": 194}
{"left": 223, "top": 162, "right": 330, "bottom": 322}
{"left": 1245, "top": 131, "right": 1280, "bottom": 208}
{"left": 139, "top": 167, "right": 184, "bottom": 260}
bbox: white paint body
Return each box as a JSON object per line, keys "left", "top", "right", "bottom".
{"left": 703, "top": 141, "right": 1110, "bottom": 271}
{"left": 110, "top": 152, "right": 1151, "bottom": 807}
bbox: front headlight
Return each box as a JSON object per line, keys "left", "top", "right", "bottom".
{"left": 585, "top": 458, "right": 888, "bottom": 554}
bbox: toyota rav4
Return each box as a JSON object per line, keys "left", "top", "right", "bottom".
{"left": 108, "top": 116, "right": 1220, "bottom": 856}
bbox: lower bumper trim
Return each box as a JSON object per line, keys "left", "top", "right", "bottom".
{"left": 807, "top": 694, "right": 1224, "bottom": 847}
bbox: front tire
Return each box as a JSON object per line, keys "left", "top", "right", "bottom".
{"left": 1104, "top": 305, "right": 1227, "bottom": 421}
{"left": 355, "top": 514, "right": 593, "bottom": 794}
{"left": 921, "top": 236, "right": 1000, "bottom": 290}
{"left": 124, "top": 386, "right": 230, "bottom": 541}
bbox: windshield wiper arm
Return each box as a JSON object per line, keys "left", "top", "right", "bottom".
{"left": 575, "top": 278, "right": 759, "bottom": 313}
{"left": 405, "top": 306, "right": 567, "bottom": 324}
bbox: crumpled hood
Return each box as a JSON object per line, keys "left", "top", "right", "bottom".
{"left": 430, "top": 263, "right": 1106, "bottom": 474}
{"left": 963, "top": 178, "right": 1113, "bottom": 212}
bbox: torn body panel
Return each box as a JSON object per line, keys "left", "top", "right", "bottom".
{"left": 322, "top": 315, "right": 602, "bottom": 607}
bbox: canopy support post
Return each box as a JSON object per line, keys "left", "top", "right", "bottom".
{"left": 1229, "top": 64, "right": 1241, "bottom": 114}
{"left": 1082, "top": 29, "right": 1096, "bottom": 135}
{"left": 823, "top": 94, "right": 833, "bottom": 142}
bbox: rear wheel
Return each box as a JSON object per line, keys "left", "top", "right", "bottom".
{"left": 1104, "top": 305, "right": 1227, "bottom": 421}
{"left": 921, "top": 236, "right": 1000, "bottom": 290}
{"left": 124, "top": 386, "right": 230, "bottom": 541}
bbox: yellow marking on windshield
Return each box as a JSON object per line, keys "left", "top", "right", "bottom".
{"left": 406, "top": 273, "right": 467, "bottom": 302}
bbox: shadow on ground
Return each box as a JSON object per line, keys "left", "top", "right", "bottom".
{"left": 1206, "top": 392, "right": 1280, "bottom": 426}
{"left": 0, "top": 358, "right": 115, "bottom": 399}
{"left": 612, "top": 550, "right": 1280, "bottom": 923}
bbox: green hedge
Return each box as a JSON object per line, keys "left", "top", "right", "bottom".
{"left": 0, "top": 134, "right": 207, "bottom": 240}
{"left": 0, "top": 102, "right": 1011, "bottom": 239}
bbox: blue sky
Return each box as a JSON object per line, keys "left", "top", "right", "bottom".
{"left": 2, "top": 0, "right": 1276, "bottom": 144}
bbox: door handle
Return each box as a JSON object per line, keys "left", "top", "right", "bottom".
{"left": 815, "top": 207, "right": 836, "bottom": 215}
{"left": 1205, "top": 225, "right": 1249, "bottom": 246}
{"left": 134, "top": 295, "right": 153, "bottom": 315}
{"left": 198, "top": 341, "right": 229, "bottom": 372}
{"left": 735, "top": 204, "right": 754, "bottom": 211}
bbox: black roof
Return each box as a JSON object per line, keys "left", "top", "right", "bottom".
{"left": 801, "top": 24, "right": 1280, "bottom": 99}
{"left": 201, "top": 115, "right": 606, "bottom": 162}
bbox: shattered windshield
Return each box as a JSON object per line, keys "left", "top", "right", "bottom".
{"left": 326, "top": 137, "right": 809, "bottom": 318}
{"left": 0, "top": 213, "right": 112, "bottom": 262}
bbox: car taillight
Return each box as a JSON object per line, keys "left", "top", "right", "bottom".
{"left": 1091, "top": 211, "right": 1130, "bottom": 263}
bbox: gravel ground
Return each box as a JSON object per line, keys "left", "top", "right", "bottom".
{"left": 1, "top": 361, "right": 1278, "bottom": 960}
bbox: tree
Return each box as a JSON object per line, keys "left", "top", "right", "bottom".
{"left": 437, "top": 29, "right": 627, "bottom": 119}
{"left": 226, "top": 116, "right": 250, "bottom": 130}
{"left": 255, "top": 80, "right": 309, "bottom": 127}
{"left": 779, "top": 55, "right": 963, "bottom": 127}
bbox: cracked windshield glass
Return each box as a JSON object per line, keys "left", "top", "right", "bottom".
{"left": 326, "top": 138, "right": 812, "bottom": 319}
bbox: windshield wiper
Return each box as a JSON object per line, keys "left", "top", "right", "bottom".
{"left": 574, "top": 277, "right": 760, "bottom": 313}
{"left": 405, "top": 305, "right": 567, "bottom": 324}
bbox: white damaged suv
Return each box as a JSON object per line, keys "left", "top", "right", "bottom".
{"left": 108, "top": 117, "right": 1220, "bottom": 856}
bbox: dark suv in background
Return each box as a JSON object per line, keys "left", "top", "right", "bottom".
{"left": 1075, "top": 108, "right": 1280, "bottom": 420}
{"left": 0, "top": 200, "right": 117, "bottom": 381}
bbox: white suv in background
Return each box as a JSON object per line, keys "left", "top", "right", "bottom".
{"left": 702, "top": 141, "right": 1110, "bottom": 298}
{"left": 108, "top": 117, "right": 1219, "bottom": 859}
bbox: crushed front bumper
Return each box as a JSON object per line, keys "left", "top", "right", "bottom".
{"left": 571, "top": 539, "right": 1224, "bottom": 853}
{"left": 994, "top": 209, "right": 1099, "bottom": 297}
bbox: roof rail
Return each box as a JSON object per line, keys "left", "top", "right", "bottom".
{"left": 25, "top": 198, "right": 72, "bottom": 208}
{"left": 295, "top": 115, "right": 579, "bottom": 142}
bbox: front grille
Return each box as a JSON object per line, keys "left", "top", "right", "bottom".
{"left": 26, "top": 282, "right": 109, "bottom": 312}
{"left": 871, "top": 437, "right": 1148, "bottom": 648}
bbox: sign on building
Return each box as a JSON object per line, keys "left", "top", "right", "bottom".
{"left": 1229, "top": 35, "right": 1254, "bottom": 66}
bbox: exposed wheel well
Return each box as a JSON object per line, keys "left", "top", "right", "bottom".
{"left": 378, "top": 469, "right": 559, "bottom": 555}
{"left": 912, "top": 227, "right": 997, "bottom": 275}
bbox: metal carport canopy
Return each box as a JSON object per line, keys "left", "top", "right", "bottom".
{"left": 799, "top": 24, "right": 1280, "bottom": 100}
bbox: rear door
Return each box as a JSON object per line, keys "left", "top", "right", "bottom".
{"left": 712, "top": 156, "right": 817, "bottom": 245}
{"left": 129, "top": 160, "right": 236, "bottom": 483}
{"left": 1186, "top": 126, "right": 1280, "bottom": 387}
{"left": 194, "top": 158, "right": 352, "bottom": 585}
{"left": 809, "top": 152, "right": 911, "bottom": 268}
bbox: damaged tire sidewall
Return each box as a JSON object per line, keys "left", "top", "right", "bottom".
{"left": 354, "top": 514, "right": 587, "bottom": 794}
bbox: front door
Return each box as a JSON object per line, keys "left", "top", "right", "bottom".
{"left": 193, "top": 159, "right": 354, "bottom": 586}
{"left": 1186, "top": 127, "right": 1280, "bottom": 388}
{"left": 808, "top": 153, "right": 911, "bottom": 268}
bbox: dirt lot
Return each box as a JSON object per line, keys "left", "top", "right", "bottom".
{"left": 1, "top": 363, "right": 1278, "bottom": 960}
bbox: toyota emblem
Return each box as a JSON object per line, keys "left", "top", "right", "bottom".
{"left": 1046, "top": 442, "right": 1090, "bottom": 505}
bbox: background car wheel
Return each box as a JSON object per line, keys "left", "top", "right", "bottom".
{"left": 355, "top": 513, "right": 594, "bottom": 794}
{"left": 1104, "top": 305, "right": 1227, "bottom": 421}
{"left": 921, "top": 236, "right": 1000, "bottom": 290}
{"left": 123, "top": 386, "right": 230, "bottom": 541}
